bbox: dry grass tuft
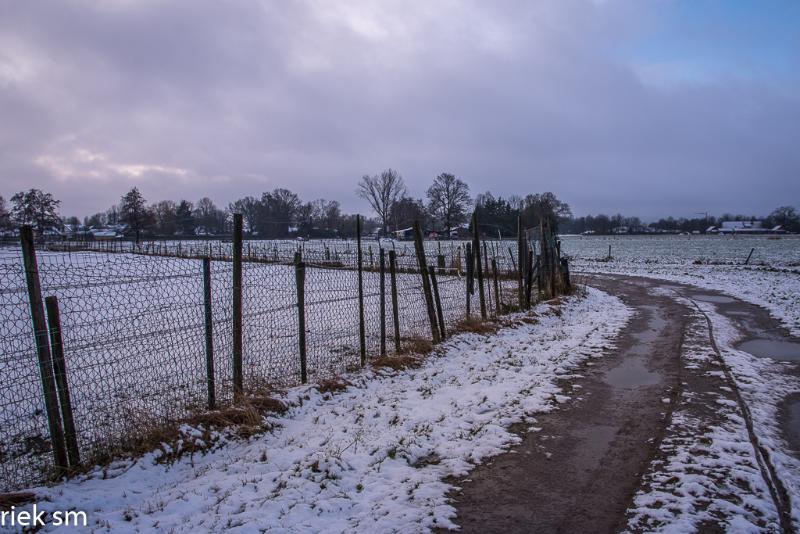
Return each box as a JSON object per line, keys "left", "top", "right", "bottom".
{"left": 453, "top": 316, "right": 498, "bottom": 335}
{"left": 371, "top": 354, "right": 423, "bottom": 371}
{"left": 316, "top": 377, "right": 350, "bottom": 394}
{"left": 0, "top": 492, "right": 35, "bottom": 511}
{"left": 403, "top": 337, "right": 434, "bottom": 355}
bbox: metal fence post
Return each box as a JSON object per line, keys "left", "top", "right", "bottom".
{"left": 356, "top": 215, "right": 366, "bottom": 366}
{"left": 44, "top": 296, "right": 80, "bottom": 469}
{"left": 379, "top": 248, "right": 387, "bottom": 356}
{"left": 388, "top": 250, "right": 401, "bottom": 353}
{"left": 202, "top": 257, "right": 216, "bottom": 409}
{"left": 412, "top": 220, "right": 440, "bottom": 343}
{"left": 429, "top": 266, "right": 446, "bottom": 340}
{"left": 296, "top": 260, "right": 307, "bottom": 383}
{"left": 20, "top": 226, "right": 68, "bottom": 474}
{"left": 232, "top": 213, "right": 243, "bottom": 400}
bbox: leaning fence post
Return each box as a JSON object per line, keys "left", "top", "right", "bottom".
{"left": 744, "top": 247, "right": 755, "bottom": 265}
{"left": 295, "top": 260, "right": 308, "bottom": 383}
{"left": 232, "top": 213, "right": 244, "bottom": 400}
{"left": 429, "top": 266, "right": 446, "bottom": 340}
{"left": 44, "top": 296, "right": 80, "bottom": 469}
{"left": 472, "top": 213, "right": 487, "bottom": 320}
{"left": 379, "top": 248, "right": 387, "bottom": 356}
{"left": 388, "top": 250, "right": 401, "bottom": 353}
{"left": 356, "top": 215, "right": 366, "bottom": 366}
{"left": 202, "top": 257, "right": 216, "bottom": 409}
{"left": 412, "top": 220, "right": 440, "bottom": 343}
{"left": 20, "top": 226, "right": 68, "bottom": 474}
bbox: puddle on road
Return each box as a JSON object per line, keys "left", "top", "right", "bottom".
{"left": 738, "top": 339, "right": 800, "bottom": 361}
{"left": 571, "top": 424, "right": 617, "bottom": 464}
{"left": 605, "top": 357, "right": 661, "bottom": 388}
{"left": 785, "top": 399, "right": 800, "bottom": 449}
{"left": 692, "top": 293, "right": 737, "bottom": 304}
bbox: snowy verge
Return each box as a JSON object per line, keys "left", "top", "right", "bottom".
{"left": 12, "top": 288, "right": 630, "bottom": 533}
{"left": 625, "top": 304, "right": 781, "bottom": 533}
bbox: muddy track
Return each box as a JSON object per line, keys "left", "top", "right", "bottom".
{"left": 446, "top": 276, "right": 686, "bottom": 533}
{"left": 445, "top": 274, "right": 799, "bottom": 533}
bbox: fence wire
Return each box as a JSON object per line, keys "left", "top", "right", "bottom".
{"left": 0, "top": 238, "right": 526, "bottom": 492}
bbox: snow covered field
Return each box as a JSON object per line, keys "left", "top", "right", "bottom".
{"left": 0, "top": 246, "right": 513, "bottom": 491}
{"left": 6, "top": 288, "right": 630, "bottom": 532}
{"left": 571, "top": 235, "right": 800, "bottom": 335}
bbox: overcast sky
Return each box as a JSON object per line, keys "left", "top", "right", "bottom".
{"left": 1, "top": 0, "right": 798, "bottom": 220}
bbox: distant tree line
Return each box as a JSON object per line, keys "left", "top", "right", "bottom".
{"left": 2, "top": 177, "right": 798, "bottom": 239}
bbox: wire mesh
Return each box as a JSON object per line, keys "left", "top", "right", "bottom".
{"left": 0, "top": 238, "right": 525, "bottom": 492}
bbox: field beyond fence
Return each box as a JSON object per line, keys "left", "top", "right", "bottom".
{"left": 0, "top": 216, "right": 570, "bottom": 492}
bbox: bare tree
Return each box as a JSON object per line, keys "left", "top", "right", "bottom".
{"left": 426, "top": 173, "right": 471, "bottom": 236}
{"left": 357, "top": 169, "right": 406, "bottom": 235}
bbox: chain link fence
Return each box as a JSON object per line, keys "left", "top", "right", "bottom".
{"left": 0, "top": 222, "right": 559, "bottom": 493}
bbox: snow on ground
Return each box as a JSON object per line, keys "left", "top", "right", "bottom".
{"left": 625, "top": 302, "right": 782, "bottom": 533}
{"left": 10, "top": 287, "right": 631, "bottom": 533}
{"left": 706, "top": 304, "right": 800, "bottom": 528}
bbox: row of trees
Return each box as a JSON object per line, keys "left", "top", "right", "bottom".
{"left": 2, "top": 177, "right": 799, "bottom": 238}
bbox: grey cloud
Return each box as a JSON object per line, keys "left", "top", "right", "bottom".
{"left": 0, "top": 0, "right": 798, "bottom": 219}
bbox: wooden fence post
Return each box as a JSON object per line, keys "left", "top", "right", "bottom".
{"left": 465, "top": 243, "right": 472, "bottom": 318}
{"left": 356, "top": 215, "right": 366, "bottom": 365}
{"left": 517, "top": 216, "right": 525, "bottom": 309}
{"left": 525, "top": 249, "right": 534, "bottom": 308}
{"left": 492, "top": 258, "right": 501, "bottom": 315}
{"left": 202, "top": 257, "right": 215, "bottom": 409}
{"left": 20, "top": 226, "right": 68, "bottom": 474}
{"left": 44, "top": 296, "right": 80, "bottom": 469}
{"left": 482, "top": 241, "right": 490, "bottom": 313}
{"left": 412, "top": 221, "right": 440, "bottom": 343}
{"left": 296, "top": 260, "right": 308, "bottom": 383}
{"left": 379, "top": 248, "right": 387, "bottom": 356}
{"left": 429, "top": 266, "right": 446, "bottom": 340}
{"left": 232, "top": 213, "right": 243, "bottom": 400}
{"left": 388, "top": 250, "right": 401, "bottom": 353}
{"left": 472, "top": 213, "right": 487, "bottom": 319}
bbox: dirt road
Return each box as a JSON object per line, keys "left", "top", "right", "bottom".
{"left": 446, "top": 274, "right": 798, "bottom": 533}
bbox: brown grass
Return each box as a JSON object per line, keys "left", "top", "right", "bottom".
{"left": 317, "top": 377, "right": 350, "bottom": 393}
{"left": 371, "top": 354, "right": 423, "bottom": 371}
{"left": 0, "top": 492, "right": 35, "bottom": 511}
{"left": 453, "top": 316, "right": 499, "bottom": 335}
{"left": 107, "top": 395, "right": 287, "bottom": 465}
{"left": 403, "top": 336, "right": 434, "bottom": 355}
